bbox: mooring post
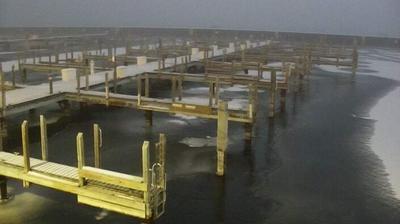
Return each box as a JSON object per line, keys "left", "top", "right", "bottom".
{"left": 85, "top": 65, "right": 89, "bottom": 91}
{"left": 0, "top": 175, "right": 8, "bottom": 200}
{"left": 93, "top": 124, "right": 101, "bottom": 168}
{"left": 11, "top": 65, "right": 16, "bottom": 88}
{"left": 113, "top": 56, "right": 118, "bottom": 93}
{"left": 142, "top": 141, "right": 151, "bottom": 217}
{"left": 76, "top": 72, "right": 81, "bottom": 96}
{"left": 216, "top": 101, "right": 228, "bottom": 176}
{"left": 21, "top": 120, "right": 30, "bottom": 188}
{"left": 177, "top": 76, "right": 183, "bottom": 101}
{"left": 137, "top": 74, "right": 142, "bottom": 106}
{"left": 214, "top": 78, "right": 220, "bottom": 106}
{"left": 171, "top": 76, "right": 176, "bottom": 102}
{"left": 48, "top": 75, "right": 53, "bottom": 94}
{"left": 269, "top": 70, "right": 277, "bottom": 118}
{"left": 22, "top": 68, "right": 27, "bottom": 84}
{"left": 40, "top": 115, "right": 48, "bottom": 161}
{"left": 105, "top": 73, "right": 110, "bottom": 106}
{"left": 145, "top": 73, "right": 150, "bottom": 97}
{"left": 0, "top": 69, "right": 5, "bottom": 118}
{"left": 208, "top": 81, "right": 214, "bottom": 106}
{"left": 76, "top": 132, "right": 85, "bottom": 186}
{"left": 145, "top": 111, "right": 153, "bottom": 126}
{"left": 280, "top": 88, "right": 287, "bottom": 112}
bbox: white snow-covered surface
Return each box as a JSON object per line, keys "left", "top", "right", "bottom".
{"left": 318, "top": 48, "right": 400, "bottom": 198}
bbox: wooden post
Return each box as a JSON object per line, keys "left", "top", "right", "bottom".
{"left": 269, "top": 70, "right": 276, "bottom": 118}
{"left": 21, "top": 120, "right": 30, "bottom": 187}
{"left": 157, "top": 133, "right": 166, "bottom": 184}
{"left": 209, "top": 81, "right": 214, "bottom": 106}
{"left": 171, "top": 76, "right": 176, "bottom": 102}
{"left": 103, "top": 73, "right": 109, "bottom": 107}
{"left": 216, "top": 101, "right": 228, "bottom": 176}
{"left": 22, "top": 68, "right": 27, "bottom": 84}
{"left": 48, "top": 76, "right": 53, "bottom": 94}
{"left": 177, "top": 76, "right": 183, "bottom": 101}
{"left": 214, "top": 78, "right": 220, "bottom": 106}
{"left": 145, "top": 111, "right": 153, "bottom": 126}
{"left": 113, "top": 57, "right": 117, "bottom": 93}
{"left": 93, "top": 124, "right": 101, "bottom": 168}
{"left": 280, "top": 89, "right": 287, "bottom": 112}
{"left": 145, "top": 73, "right": 150, "bottom": 97}
{"left": 0, "top": 175, "right": 8, "bottom": 200}
{"left": 142, "top": 141, "right": 152, "bottom": 217}
{"left": 76, "top": 132, "right": 85, "bottom": 186}
{"left": 0, "top": 69, "right": 5, "bottom": 117}
{"left": 76, "top": 72, "right": 81, "bottom": 95}
{"left": 85, "top": 66, "right": 89, "bottom": 91}
{"left": 137, "top": 74, "right": 142, "bottom": 106}
{"left": 11, "top": 65, "right": 16, "bottom": 87}
{"left": 40, "top": 115, "right": 48, "bottom": 161}
{"left": 244, "top": 123, "right": 253, "bottom": 142}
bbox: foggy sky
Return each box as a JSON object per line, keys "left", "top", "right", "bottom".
{"left": 0, "top": 0, "right": 399, "bottom": 38}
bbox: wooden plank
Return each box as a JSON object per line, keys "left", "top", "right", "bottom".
{"left": 79, "top": 166, "right": 146, "bottom": 191}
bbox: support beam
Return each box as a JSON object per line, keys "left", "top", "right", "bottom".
{"left": 216, "top": 101, "right": 228, "bottom": 176}
{"left": 40, "top": 115, "right": 48, "bottom": 161}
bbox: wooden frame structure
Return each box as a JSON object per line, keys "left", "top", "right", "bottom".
{"left": 0, "top": 116, "right": 166, "bottom": 221}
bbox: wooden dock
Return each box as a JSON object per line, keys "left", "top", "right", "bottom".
{"left": 0, "top": 117, "right": 167, "bottom": 220}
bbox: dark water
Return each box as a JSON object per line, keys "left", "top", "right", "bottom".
{"left": 2, "top": 67, "right": 400, "bottom": 224}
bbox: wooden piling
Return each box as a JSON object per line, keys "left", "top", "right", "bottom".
{"left": 76, "top": 132, "right": 85, "bottom": 186}
{"left": 40, "top": 115, "right": 48, "bottom": 161}
{"left": 11, "top": 65, "right": 16, "bottom": 87}
{"left": 105, "top": 72, "right": 110, "bottom": 105}
{"left": 214, "top": 78, "right": 220, "bottom": 106}
{"left": 145, "top": 111, "right": 153, "bottom": 126}
{"left": 93, "top": 124, "right": 101, "bottom": 168}
{"left": 280, "top": 89, "right": 287, "bottom": 112}
{"left": 0, "top": 70, "right": 5, "bottom": 117}
{"left": 171, "top": 76, "right": 176, "bottom": 102}
{"left": 76, "top": 72, "right": 81, "bottom": 95}
{"left": 113, "top": 57, "right": 118, "bottom": 93}
{"left": 48, "top": 76, "right": 53, "bottom": 94}
{"left": 0, "top": 175, "right": 7, "bottom": 200}
{"left": 269, "top": 70, "right": 277, "bottom": 118}
{"left": 177, "top": 76, "right": 183, "bottom": 101}
{"left": 21, "top": 120, "right": 30, "bottom": 187}
{"left": 216, "top": 101, "right": 228, "bottom": 176}
{"left": 145, "top": 73, "right": 150, "bottom": 97}
{"left": 142, "top": 141, "right": 151, "bottom": 217}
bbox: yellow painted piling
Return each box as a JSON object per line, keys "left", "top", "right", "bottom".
{"left": 216, "top": 101, "right": 228, "bottom": 176}
{"left": 76, "top": 132, "right": 85, "bottom": 186}
{"left": 21, "top": 120, "right": 30, "bottom": 187}
{"left": 93, "top": 124, "right": 101, "bottom": 168}
{"left": 40, "top": 115, "right": 48, "bottom": 161}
